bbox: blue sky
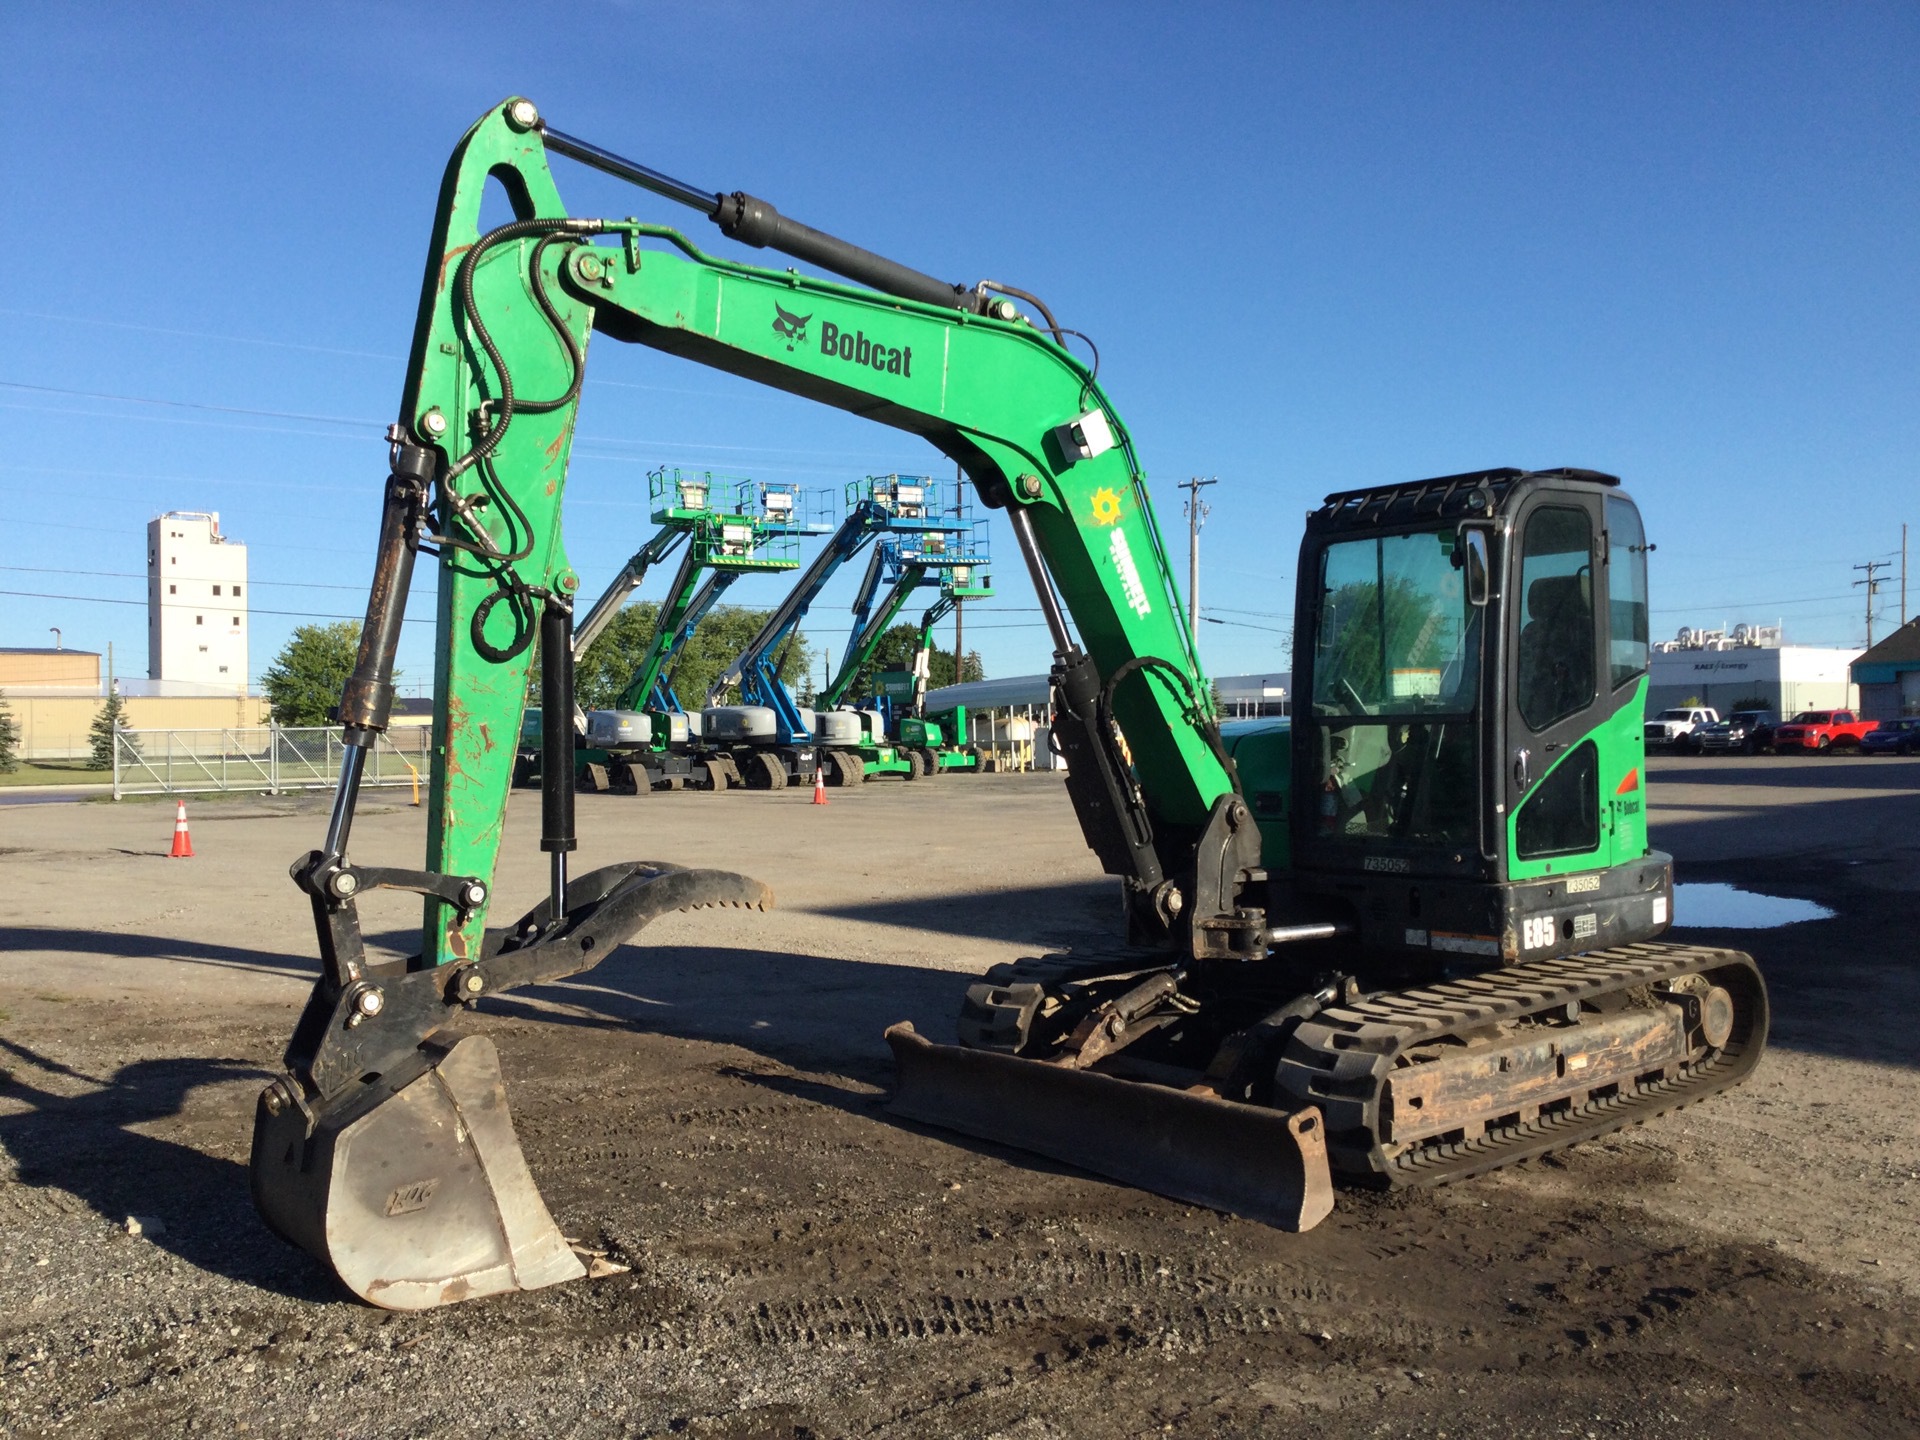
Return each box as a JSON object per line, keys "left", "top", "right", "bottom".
{"left": 3, "top": 4, "right": 1914, "bottom": 693}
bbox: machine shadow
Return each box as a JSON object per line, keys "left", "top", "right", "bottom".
{"left": 803, "top": 878, "right": 1116, "bottom": 946}
{"left": 0, "top": 1036, "right": 342, "bottom": 1302}
{"left": 0, "top": 925, "right": 317, "bottom": 978}
{"left": 484, "top": 941, "right": 976, "bottom": 1085}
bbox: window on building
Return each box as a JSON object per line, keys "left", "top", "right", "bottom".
{"left": 168, "top": 584, "right": 176, "bottom": 595}
{"left": 195, "top": 615, "right": 203, "bottom": 625}
{"left": 171, "top": 556, "right": 177, "bottom": 564}
{"left": 218, "top": 665, "right": 229, "bottom": 674}
{"left": 198, "top": 644, "right": 208, "bottom": 653}
{"left": 231, "top": 616, "right": 240, "bottom": 626}
{"left": 233, "top": 585, "right": 242, "bottom": 597}
{"left": 212, "top": 585, "right": 221, "bottom": 596}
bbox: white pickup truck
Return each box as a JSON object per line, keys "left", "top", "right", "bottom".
{"left": 1644, "top": 706, "right": 1719, "bottom": 749}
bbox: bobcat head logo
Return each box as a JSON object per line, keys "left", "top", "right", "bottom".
{"left": 772, "top": 302, "right": 812, "bottom": 350}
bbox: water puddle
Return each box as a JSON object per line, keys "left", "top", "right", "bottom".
{"left": 1672, "top": 882, "right": 1833, "bottom": 929}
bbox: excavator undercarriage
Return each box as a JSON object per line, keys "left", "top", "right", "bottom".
{"left": 891, "top": 939, "right": 1765, "bottom": 1215}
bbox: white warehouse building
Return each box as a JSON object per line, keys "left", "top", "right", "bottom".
{"left": 147, "top": 510, "right": 249, "bottom": 695}
{"left": 1645, "top": 625, "right": 1858, "bottom": 717}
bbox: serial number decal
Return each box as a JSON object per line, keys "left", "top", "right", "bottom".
{"left": 1431, "top": 931, "right": 1501, "bottom": 957}
{"left": 1566, "top": 874, "right": 1601, "bottom": 894}
{"left": 1364, "top": 855, "right": 1411, "bottom": 874}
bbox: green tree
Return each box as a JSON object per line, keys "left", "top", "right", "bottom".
{"left": 0, "top": 688, "right": 20, "bottom": 773}
{"left": 844, "top": 622, "right": 984, "bottom": 699}
{"left": 263, "top": 622, "right": 361, "bottom": 726}
{"left": 537, "top": 603, "right": 812, "bottom": 712}
{"left": 89, "top": 687, "right": 137, "bottom": 769}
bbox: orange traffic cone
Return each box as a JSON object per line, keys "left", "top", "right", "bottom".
{"left": 169, "top": 799, "right": 194, "bottom": 858}
{"left": 812, "top": 766, "right": 829, "bottom": 805}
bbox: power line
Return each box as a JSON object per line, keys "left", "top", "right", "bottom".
{"left": 0, "top": 564, "right": 379, "bottom": 593}
{"left": 1202, "top": 616, "right": 1289, "bottom": 635}
{"left": 0, "top": 378, "right": 371, "bottom": 428}
{"left": 0, "top": 587, "right": 425, "bottom": 625}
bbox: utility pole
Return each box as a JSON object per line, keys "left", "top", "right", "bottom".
{"left": 1178, "top": 476, "right": 1217, "bottom": 654}
{"left": 1854, "top": 560, "right": 1890, "bottom": 647}
{"left": 1902, "top": 523, "right": 1908, "bottom": 627}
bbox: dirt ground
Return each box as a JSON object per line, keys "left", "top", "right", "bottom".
{"left": 2, "top": 755, "right": 1918, "bottom": 1438}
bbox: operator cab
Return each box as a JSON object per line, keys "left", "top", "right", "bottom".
{"left": 1281, "top": 467, "right": 1668, "bottom": 969}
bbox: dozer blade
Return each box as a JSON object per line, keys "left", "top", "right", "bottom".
{"left": 885, "top": 1023, "right": 1335, "bottom": 1232}
{"left": 252, "top": 1033, "right": 583, "bottom": 1310}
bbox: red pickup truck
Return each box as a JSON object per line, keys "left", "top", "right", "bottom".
{"left": 1772, "top": 709, "right": 1879, "bottom": 752}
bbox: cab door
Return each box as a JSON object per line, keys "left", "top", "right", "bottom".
{"left": 1501, "top": 486, "right": 1612, "bottom": 882}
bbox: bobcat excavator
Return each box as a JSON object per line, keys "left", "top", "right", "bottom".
{"left": 251, "top": 97, "right": 1768, "bottom": 1310}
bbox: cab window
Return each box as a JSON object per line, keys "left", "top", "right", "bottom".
{"left": 1606, "top": 497, "right": 1649, "bottom": 690}
{"left": 1516, "top": 507, "right": 1595, "bottom": 731}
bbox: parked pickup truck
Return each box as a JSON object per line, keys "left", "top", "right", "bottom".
{"left": 1771, "top": 709, "right": 1878, "bottom": 753}
{"left": 1644, "top": 706, "right": 1718, "bottom": 749}
{"left": 1696, "top": 709, "right": 1779, "bottom": 755}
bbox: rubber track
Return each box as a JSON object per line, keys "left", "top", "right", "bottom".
{"left": 1277, "top": 940, "right": 1769, "bottom": 1188}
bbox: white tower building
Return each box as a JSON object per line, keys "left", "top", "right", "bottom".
{"left": 147, "top": 511, "right": 249, "bottom": 694}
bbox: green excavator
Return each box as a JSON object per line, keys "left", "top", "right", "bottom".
{"left": 251, "top": 97, "right": 1767, "bottom": 1309}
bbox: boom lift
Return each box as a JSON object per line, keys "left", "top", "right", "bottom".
{"left": 515, "top": 468, "right": 813, "bottom": 792}
{"left": 819, "top": 552, "right": 993, "bottom": 777}
{"left": 701, "top": 474, "right": 970, "bottom": 788}
{"left": 252, "top": 98, "right": 1767, "bottom": 1310}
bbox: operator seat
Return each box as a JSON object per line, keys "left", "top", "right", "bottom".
{"left": 1516, "top": 573, "right": 1593, "bottom": 729}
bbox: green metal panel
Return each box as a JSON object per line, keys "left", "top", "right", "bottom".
{"left": 1503, "top": 676, "right": 1650, "bottom": 881}
{"left": 1220, "top": 719, "right": 1293, "bottom": 869}
{"left": 399, "top": 101, "right": 591, "bottom": 966}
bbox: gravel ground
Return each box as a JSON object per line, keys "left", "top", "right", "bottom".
{"left": 2, "top": 757, "right": 1917, "bottom": 1437}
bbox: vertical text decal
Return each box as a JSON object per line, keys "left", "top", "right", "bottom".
{"left": 1109, "top": 527, "right": 1152, "bottom": 619}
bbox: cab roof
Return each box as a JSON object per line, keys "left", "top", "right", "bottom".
{"left": 1309, "top": 467, "right": 1622, "bottom": 533}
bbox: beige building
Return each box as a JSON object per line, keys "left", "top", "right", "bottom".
{"left": 1, "top": 650, "right": 268, "bottom": 759}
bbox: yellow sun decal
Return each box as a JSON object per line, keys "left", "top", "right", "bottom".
{"left": 1090, "top": 487, "right": 1123, "bottom": 526}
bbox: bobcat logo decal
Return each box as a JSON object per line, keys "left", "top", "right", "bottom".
{"left": 772, "top": 302, "right": 812, "bottom": 350}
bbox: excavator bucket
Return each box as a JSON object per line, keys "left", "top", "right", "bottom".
{"left": 252, "top": 1034, "right": 584, "bottom": 1310}
{"left": 885, "top": 1024, "right": 1335, "bottom": 1232}
{"left": 254, "top": 862, "right": 775, "bottom": 1309}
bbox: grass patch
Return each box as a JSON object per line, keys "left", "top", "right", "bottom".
{"left": 0, "top": 760, "right": 113, "bottom": 788}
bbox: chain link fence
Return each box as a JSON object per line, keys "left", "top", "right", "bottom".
{"left": 112, "top": 725, "right": 432, "bottom": 799}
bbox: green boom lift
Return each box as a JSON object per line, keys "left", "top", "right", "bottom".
{"left": 515, "top": 467, "right": 817, "bottom": 792}
{"left": 819, "top": 542, "right": 992, "bottom": 778}
{"left": 252, "top": 98, "right": 1767, "bottom": 1310}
